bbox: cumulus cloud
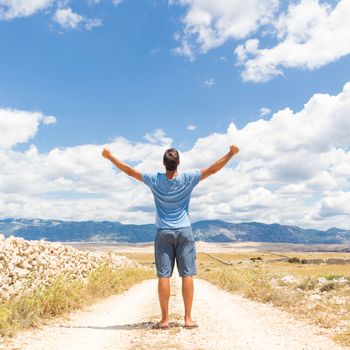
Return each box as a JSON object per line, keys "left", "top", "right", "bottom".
{"left": 112, "top": 0, "right": 123, "bottom": 6}
{"left": 180, "top": 82, "right": 350, "bottom": 228}
{"left": 315, "top": 192, "right": 350, "bottom": 219}
{"left": 0, "top": 1, "right": 104, "bottom": 31}
{"left": 1, "top": 83, "right": 350, "bottom": 229}
{"left": 172, "top": 0, "right": 279, "bottom": 59}
{"left": 236, "top": 0, "right": 350, "bottom": 82}
{"left": 143, "top": 129, "right": 172, "bottom": 145}
{"left": 259, "top": 107, "right": 271, "bottom": 117}
{"left": 53, "top": 7, "right": 101, "bottom": 30}
{"left": 173, "top": 0, "right": 350, "bottom": 82}
{"left": 83, "top": 17, "right": 102, "bottom": 30}
{"left": 0, "top": 0, "right": 53, "bottom": 20}
{"left": 0, "top": 108, "right": 55, "bottom": 149}
{"left": 187, "top": 124, "right": 197, "bottom": 131}
{"left": 204, "top": 78, "right": 215, "bottom": 88}
{"left": 43, "top": 116, "right": 57, "bottom": 125}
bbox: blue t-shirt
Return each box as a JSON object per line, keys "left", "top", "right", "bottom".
{"left": 142, "top": 170, "right": 201, "bottom": 229}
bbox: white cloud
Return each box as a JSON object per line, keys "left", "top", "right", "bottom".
{"left": 53, "top": 8, "right": 83, "bottom": 29}
{"left": 259, "top": 107, "right": 271, "bottom": 117}
{"left": 187, "top": 124, "right": 197, "bottom": 131}
{"left": 53, "top": 7, "right": 101, "bottom": 30}
{"left": 315, "top": 192, "right": 350, "bottom": 219}
{"left": 84, "top": 17, "right": 102, "bottom": 30}
{"left": 56, "top": 0, "right": 69, "bottom": 6}
{"left": 143, "top": 129, "right": 173, "bottom": 145}
{"left": 204, "top": 78, "right": 215, "bottom": 88}
{"left": 43, "top": 115, "right": 57, "bottom": 125}
{"left": 173, "top": 0, "right": 350, "bottom": 83}
{"left": 172, "top": 0, "right": 279, "bottom": 59}
{"left": 1, "top": 83, "right": 350, "bottom": 229}
{"left": 0, "top": 0, "right": 53, "bottom": 20}
{"left": 180, "top": 81, "right": 350, "bottom": 228}
{"left": 0, "top": 108, "right": 55, "bottom": 149}
{"left": 236, "top": 0, "right": 350, "bottom": 82}
{"left": 112, "top": 0, "right": 123, "bottom": 6}
{"left": 0, "top": 1, "right": 102, "bottom": 31}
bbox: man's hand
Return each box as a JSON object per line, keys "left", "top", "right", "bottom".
{"left": 102, "top": 148, "right": 112, "bottom": 159}
{"left": 229, "top": 145, "right": 239, "bottom": 156}
{"left": 101, "top": 147, "right": 143, "bottom": 182}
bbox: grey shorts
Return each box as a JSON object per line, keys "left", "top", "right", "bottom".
{"left": 154, "top": 226, "right": 196, "bottom": 278}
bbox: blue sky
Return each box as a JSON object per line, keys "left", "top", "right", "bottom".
{"left": 0, "top": 0, "right": 350, "bottom": 229}
{"left": 1, "top": 0, "right": 349, "bottom": 151}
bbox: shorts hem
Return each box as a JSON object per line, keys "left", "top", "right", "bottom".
{"left": 179, "top": 272, "right": 197, "bottom": 277}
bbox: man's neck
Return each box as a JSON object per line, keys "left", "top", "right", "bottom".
{"left": 165, "top": 169, "right": 178, "bottom": 180}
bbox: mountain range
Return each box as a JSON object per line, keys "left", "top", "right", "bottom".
{"left": 1, "top": 218, "right": 350, "bottom": 244}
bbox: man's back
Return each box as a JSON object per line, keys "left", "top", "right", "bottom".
{"left": 142, "top": 171, "right": 201, "bottom": 229}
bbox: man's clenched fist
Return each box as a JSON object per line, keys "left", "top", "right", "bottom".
{"left": 102, "top": 148, "right": 112, "bottom": 159}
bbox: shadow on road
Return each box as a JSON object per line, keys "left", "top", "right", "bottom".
{"left": 57, "top": 321, "right": 182, "bottom": 331}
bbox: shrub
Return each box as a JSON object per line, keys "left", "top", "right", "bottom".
{"left": 323, "top": 274, "right": 343, "bottom": 281}
{"left": 296, "top": 277, "right": 316, "bottom": 291}
{"left": 319, "top": 281, "right": 336, "bottom": 292}
{"left": 0, "top": 263, "right": 153, "bottom": 337}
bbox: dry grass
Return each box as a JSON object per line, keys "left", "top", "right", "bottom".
{"left": 121, "top": 253, "right": 156, "bottom": 268}
{"left": 334, "top": 329, "right": 350, "bottom": 347}
{"left": 0, "top": 262, "right": 153, "bottom": 337}
{"left": 200, "top": 266, "right": 301, "bottom": 306}
{"left": 195, "top": 252, "right": 350, "bottom": 347}
{"left": 114, "top": 251, "right": 350, "bottom": 346}
{"left": 259, "top": 260, "right": 350, "bottom": 279}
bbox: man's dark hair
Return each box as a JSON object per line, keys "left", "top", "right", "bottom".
{"left": 163, "top": 148, "right": 179, "bottom": 171}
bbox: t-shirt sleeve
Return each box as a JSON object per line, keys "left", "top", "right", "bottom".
{"left": 186, "top": 169, "right": 201, "bottom": 188}
{"left": 141, "top": 172, "right": 157, "bottom": 188}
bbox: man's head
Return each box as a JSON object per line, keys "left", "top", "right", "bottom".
{"left": 163, "top": 148, "right": 180, "bottom": 171}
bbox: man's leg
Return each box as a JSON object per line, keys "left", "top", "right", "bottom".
{"left": 158, "top": 277, "right": 170, "bottom": 327}
{"left": 155, "top": 229, "right": 175, "bottom": 328}
{"left": 175, "top": 227, "right": 197, "bottom": 327}
{"left": 182, "top": 276, "right": 196, "bottom": 326}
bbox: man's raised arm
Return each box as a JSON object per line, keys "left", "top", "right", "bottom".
{"left": 102, "top": 148, "right": 143, "bottom": 182}
{"left": 200, "top": 145, "right": 239, "bottom": 181}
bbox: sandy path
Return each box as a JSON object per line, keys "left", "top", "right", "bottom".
{"left": 4, "top": 278, "right": 347, "bottom": 350}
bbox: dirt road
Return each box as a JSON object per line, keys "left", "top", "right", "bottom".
{"left": 4, "top": 277, "right": 347, "bottom": 350}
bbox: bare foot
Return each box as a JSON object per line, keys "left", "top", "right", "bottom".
{"left": 153, "top": 320, "right": 169, "bottom": 329}
{"left": 184, "top": 318, "right": 198, "bottom": 328}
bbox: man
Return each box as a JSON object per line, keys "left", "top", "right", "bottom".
{"left": 102, "top": 144, "right": 239, "bottom": 329}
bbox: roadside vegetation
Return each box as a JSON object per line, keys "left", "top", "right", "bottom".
{"left": 123, "top": 251, "right": 350, "bottom": 346}
{"left": 196, "top": 252, "right": 350, "bottom": 347}
{"left": 0, "top": 262, "right": 153, "bottom": 337}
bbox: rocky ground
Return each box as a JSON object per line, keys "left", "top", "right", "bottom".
{"left": 0, "top": 234, "right": 139, "bottom": 300}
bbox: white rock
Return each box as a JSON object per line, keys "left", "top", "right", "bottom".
{"left": 335, "top": 277, "right": 348, "bottom": 284}
{"left": 280, "top": 275, "right": 298, "bottom": 284}
{"left": 13, "top": 266, "right": 29, "bottom": 278}
{"left": 309, "top": 293, "right": 322, "bottom": 301}
{"left": 0, "top": 235, "right": 141, "bottom": 301}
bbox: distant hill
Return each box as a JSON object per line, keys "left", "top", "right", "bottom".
{"left": 1, "top": 218, "right": 350, "bottom": 244}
